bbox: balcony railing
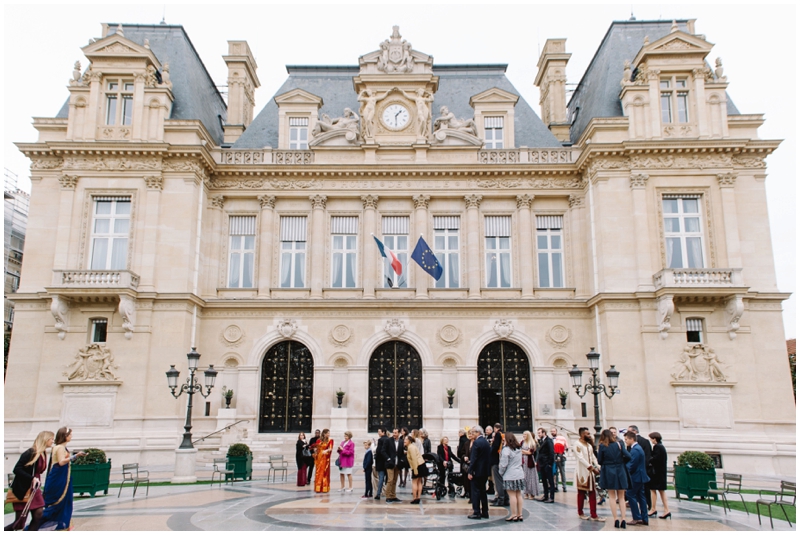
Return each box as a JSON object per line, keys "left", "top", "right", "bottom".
{"left": 653, "top": 268, "right": 743, "bottom": 290}
{"left": 478, "top": 149, "right": 574, "bottom": 164}
{"left": 52, "top": 270, "right": 140, "bottom": 290}
{"left": 220, "top": 150, "right": 314, "bottom": 165}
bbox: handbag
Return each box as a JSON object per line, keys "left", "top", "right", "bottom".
{"left": 302, "top": 446, "right": 312, "bottom": 458}
{"left": 527, "top": 454, "right": 535, "bottom": 469}
{"left": 4, "top": 487, "right": 31, "bottom": 504}
{"left": 7, "top": 480, "right": 39, "bottom": 531}
{"left": 335, "top": 457, "right": 341, "bottom": 468}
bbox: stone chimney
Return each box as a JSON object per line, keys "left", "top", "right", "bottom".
{"left": 223, "top": 40, "right": 260, "bottom": 144}
{"left": 534, "top": 38, "right": 571, "bottom": 142}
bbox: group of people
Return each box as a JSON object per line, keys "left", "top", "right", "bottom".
{"left": 294, "top": 423, "right": 670, "bottom": 527}
{"left": 5, "top": 427, "right": 85, "bottom": 531}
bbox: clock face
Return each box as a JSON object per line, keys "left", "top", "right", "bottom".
{"left": 382, "top": 104, "right": 410, "bottom": 130}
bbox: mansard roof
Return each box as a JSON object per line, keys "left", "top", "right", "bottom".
{"left": 234, "top": 64, "right": 563, "bottom": 149}
{"left": 567, "top": 19, "right": 740, "bottom": 145}
{"left": 56, "top": 23, "right": 228, "bottom": 145}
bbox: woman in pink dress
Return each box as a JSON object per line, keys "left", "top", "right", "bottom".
{"left": 337, "top": 431, "right": 355, "bottom": 492}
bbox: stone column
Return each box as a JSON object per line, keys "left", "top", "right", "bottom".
{"left": 53, "top": 174, "right": 79, "bottom": 270}
{"left": 465, "top": 194, "right": 483, "bottom": 298}
{"left": 567, "top": 194, "right": 588, "bottom": 296}
{"left": 630, "top": 173, "right": 654, "bottom": 291}
{"left": 516, "top": 194, "right": 535, "bottom": 298}
{"left": 309, "top": 195, "right": 327, "bottom": 298}
{"left": 204, "top": 195, "right": 225, "bottom": 296}
{"left": 257, "top": 195, "right": 275, "bottom": 297}
{"left": 139, "top": 174, "right": 163, "bottom": 292}
{"left": 413, "top": 195, "right": 430, "bottom": 299}
{"left": 717, "top": 173, "right": 741, "bottom": 268}
{"left": 361, "top": 195, "right": 379, "bottom": 298}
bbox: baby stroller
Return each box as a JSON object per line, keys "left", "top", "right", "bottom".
{"left": 421, "top": 452, "right": 448, "bottom": 500}
{"left": 448, "top": 460, "right": 468, "bottom": 498}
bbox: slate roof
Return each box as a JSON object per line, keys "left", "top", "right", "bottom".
{"left": 57, "top": 23, "right": 227, "bottom": 145}
{"left": 567, "top": 20, "right": 740, "bottom": 144}
{"left": 234, "top": 64, "right": 563, "bottom": 149}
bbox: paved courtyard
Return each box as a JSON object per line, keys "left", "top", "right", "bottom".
{"left": 5, "top": 474, "right": 791, "bottom": 531}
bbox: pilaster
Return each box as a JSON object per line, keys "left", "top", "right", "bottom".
{"left": 465, "top": 194, "right": 482, "bottom": 298}
{"left": 361, "top": 195, "right": 379, "bottom": 298}
{"left": 413, "top": 194, "right": 430, "bottom": 299}
{"left": 309, "top": 195, "right": 327, "bottom": 298}
{"left": 257, "top": 195, "right": 276, "bottom": 297}
{"left": 516, "top": 194, "right": 534, "bottom": 298}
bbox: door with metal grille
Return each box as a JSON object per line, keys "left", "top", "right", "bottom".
{"left": 477, "top": 341, "right": 532, "bottom": 433}
{"left": 368, "top": 341, "right": 423, "bottom": 432}
{"left": 259, "top": 341, "right": 314, "bottom": 433}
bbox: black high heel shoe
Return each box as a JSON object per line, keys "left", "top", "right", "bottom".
{"left": 659, "top": 512, "right": 672, "bottom": 519}
{"left": 620, "top": 520, "right": 626, "bottom": 529}
{"left": 648, "top": 511, "right": 658, "bottom": 517}
{"left": 614, "top": 520, "right": 620, "bottom": 529}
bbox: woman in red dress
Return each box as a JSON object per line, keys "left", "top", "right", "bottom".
{"left": 313, "top": 429, "right": 334, "bottom": 493}
{"left": 5, "top": 431, "right": 54, "bottom": 531}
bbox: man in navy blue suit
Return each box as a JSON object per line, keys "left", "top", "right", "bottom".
{"left": 625, "top": 431, "right": 650, "bottom": 525}
{"left": 467, "top": 425, "right": 491, "bottom": 519}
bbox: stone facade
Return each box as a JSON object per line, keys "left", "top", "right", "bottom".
{"left": 5, "top": 21, "right": 794, "bottom": 479}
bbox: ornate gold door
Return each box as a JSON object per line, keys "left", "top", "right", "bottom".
{"left": 259, "top": 341, "right": 314, "bottom": 433}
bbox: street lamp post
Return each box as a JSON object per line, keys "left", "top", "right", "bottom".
{"left": 568, "top": 348, "right": 620, "bottom": 443}
{"left": 166, "top": 347, "right": 218, "bottom": 449}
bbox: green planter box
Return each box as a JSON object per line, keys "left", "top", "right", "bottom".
{"left": 673, "top": 463, "right": 717, "bottom": 501}
{"left": 226, "top": 454, "right": 252, "bottom": 481}
{"left": 71, "top": 460, "right": 112, "bottom": 497}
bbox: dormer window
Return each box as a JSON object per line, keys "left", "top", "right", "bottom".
{"left": 289, "top": 117, "right": 309, "bottom": 149}
{"left": 484, "top": 116, "right": 504, "bottom": 149}
{"left": 660, "top": 78, "right": 689, "bottom": 124}
{"left": 106, "top": 80, "right": 134, "bottom": 126}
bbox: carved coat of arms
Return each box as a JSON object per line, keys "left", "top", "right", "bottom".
{"left": 377, "top": 26, "right": 414, "bottom": 74}
{"left": 64, "top": 343, "right": 120, "bottom": 381}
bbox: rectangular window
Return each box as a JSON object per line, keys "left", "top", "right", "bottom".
{"left": 382, "top": 216, "right": 409, "bottom": 288}
{"left": 536, "top": 215, "right": 564, "bottom": 288}
{"left": 105, "top": 80, "right": 134, "bottom": 126}
{"left": 91, "top": 318, "right": 108, "bottom": 343}
{"left": 686, "top": 318, "right": 704, "bottom": 344}
{"left": 660, "top": 78, "right": 689, "bottom": 124}
{"left": 279, "top": 216, "right": 307, "bottom": 288}
{"left": 330, "top": 216, "right": 358, "bottom": 288}
{"left": 484, "top": 216, "right": 511, "bottom": 288}
{"left": 484, "top": 116, "right": 504, "bottom": 149}
{"left": 663, "top": 195, "right": 704, "bottom": 269}
{"left": 289, "top": 117, "right": 309, "bottom": 150}
{"left": 228, "top": 216, "right": 256, "bottom": 288}
{"left": 90, "top": 197, "right": 131, "bottom": 270}
{"left": 433, "top": 216, "right": 460, "bottom": 288}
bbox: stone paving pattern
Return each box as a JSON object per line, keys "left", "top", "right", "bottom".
{"left": 5, "top": 474, "right": 793, "bottom": 531}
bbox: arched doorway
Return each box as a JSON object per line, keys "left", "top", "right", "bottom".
{"left": 259, "top": 340, "right": 314, "bottom": 433}
{"left": 477, "top": 340, "right": 533, "bottom": 433}
{"left": 368, "top": 341, "right": 423, "bottom": 432}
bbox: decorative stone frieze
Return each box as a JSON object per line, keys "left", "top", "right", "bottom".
{"left": 671, "top": 344, "right": 727, "bottom": 382}
{"left": 64, "top": 156, "right": 160, "bottom": 171}
{"left": 64, "top": 343, "right": 120, "bottom": 382}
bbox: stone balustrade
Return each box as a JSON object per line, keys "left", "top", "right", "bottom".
{"left": 653, "top": 268, "right": 743, "bottom": 289}
{"left": 52, "top": 270, "right": 140, "bottom": 290}
{"left": 220, "top": 150, "right": 314, "bottom": 165}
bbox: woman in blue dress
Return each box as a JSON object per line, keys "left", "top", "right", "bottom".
{"left": 40, "top": 427, "right": 85, "bottom": 531}
{"left": 597, "top": 429, "right": 631, "bottom": 529}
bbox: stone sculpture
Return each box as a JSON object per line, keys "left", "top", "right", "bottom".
{"left": 433, "top": 106, "right": 478, "bottom": 137}
{"left": 65, "top": 343, "right": 120, "bottom": 382}
{"left": 357, "top": 89, "right": 387, "bottom": 139}
{"left": 376, "top": 26, "right": 415, "bottom": 74}
{"left": 402, "top": 88, "right": 434, "bottom": 139}
{"left": 310, "top": 108, "right": 362, "bottom": 146}
{"left": 671, "top": 344, "right": 727, "bottom": 382}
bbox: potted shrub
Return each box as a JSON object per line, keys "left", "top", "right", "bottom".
{"left": 221, "top": 386, "right": 234, "bottom": 408}
{"left": 226, "top": 443, "right": 253, "bottom": 481}
{"left": 558, "top": 388, "right": 568, "bottom": 409}
{"left": 673, "top": 451, "right": 717, "bottom": 501}
{"left": 71, "top": 448, "right": 111, "bottom": 497}
{"left": 446, "top": 388, "right": 456, "bottom": 409}
{"left": 336, "top": 389, "right": 345, "bottom": 408}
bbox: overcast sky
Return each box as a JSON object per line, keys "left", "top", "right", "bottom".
{"left": 3, "top": 3, "right": 795, "bottom": 337}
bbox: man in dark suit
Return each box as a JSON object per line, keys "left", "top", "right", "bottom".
{"left": 384, "top": 428, "right": 403, "bottom": 503}
{"left": 307, "top": 429, "right": 320, "bottom": 484}
{"left": 374, "top": 427, "right": 391, "bottom": 500}
{"left": 467, "top": 425, "right": 491, "bottom": 519}
{"left": 537, "top": 427, "right": 556, "bottom": 503}
{"left": 628, "top": 425, "right": 653, "bottom": 509}
{"left": 625, "top": 431, "right": 651, "bottom": 525}
{"left": 490, "top": 423, "right": 508, "bottom": 506}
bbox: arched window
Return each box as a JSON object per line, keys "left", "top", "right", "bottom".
{"left": 477, "top": 341, "right": 533, "bottom": 432}
{"left": 368, "top": 341, "right": 423, "bottom": 432}
{"left": 259, "top": 341, "right": 313, "bottom": 433}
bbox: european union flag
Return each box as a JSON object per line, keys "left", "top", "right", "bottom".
{"left": 411, "top": 236, "right": 443, "bottom": 281}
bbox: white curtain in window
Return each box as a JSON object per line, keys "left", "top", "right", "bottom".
{"left": 345, "top": 253, "right": 356, "bottom": 287}
{"left": 280, "top": 252, "right": 292, "bottom": 287}
{"left": 687, "top": 238, "right": 703, "bottom": 268}
{"left": 229, "top": 253, "right": 241, "bottom": 287}
{"left": 666, "top": 238, "right": 681, "bottom": 268}
{"left": 500, "top": 252, "right": 511, "bottom": 287}
{"left": 332, "top": 252, "right": 343, "bottom": 287}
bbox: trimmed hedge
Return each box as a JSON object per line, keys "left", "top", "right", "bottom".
{"left": 676, "top": 450, "right": 714, "bottom": 471}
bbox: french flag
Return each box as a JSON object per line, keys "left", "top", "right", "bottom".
{"left": 373, "top": 236, "right": 402, "bottom": 275}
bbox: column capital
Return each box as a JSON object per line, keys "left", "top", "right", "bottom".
{"left": 310, "top": 195, "right": 327, "bottom": 209}
{"left": 629, "top": 172, "right": 649, "bottom": 189}
{"left": 361, "top": 195, "right": 379, "bottom": 210}
{"left": 258, "top": 195, "right": 276, "bottom": 209}
{"left": 413, "top": 194, "right": 430, "bottom": 209}
{"left": 464, "top": 194, "right": 483, "bottom": 209}
{"left": 58, "top": 174, "right": 79, "bottom": 189}
{"left": 568, "top": 194, "right": 585, "bottom": 208}
{"left": 209, "top": 195, "right": 225, "bottom": 209}
{"left": 144, "top": 173, "right": 163, "bottom": 190}
{"left": 516, "top": 194, "right": 534, "bottom": 209}
{"left": 716, "top": 172, "right": 737, "bottom": 188}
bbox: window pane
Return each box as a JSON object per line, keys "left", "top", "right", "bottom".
{"left": 685, "top": 217, "right": 701, "bottom": 233}
{"left": 110, "top": 238, "right": 127, "bottom": 269}
{"left": 114, "top": 218, "right": 129, "bottom": 234}
{"left": 435, "top": 252, "right": 445, "bottom": 288}
{"left": 106, "top": 96, "right": 117, "bottom": 125}
{"left": 243, "top": 252, "right": 254, "bottom": 288}
{"left": 486, "top": 237, "right": 495, "bottom": 249}
{"left": 664, "top": 218, "right": 680, "bottom": 232}
{"left": 435, "top": 235, "right": 444, "bottom": 249}
{"left": 244, "top": 235, "right": 255, "bottom": 249}
{"left": 108, "top": 82, "right": 118, "bottom": 91}
{"left": 676, "top": 79, "right": 686, "bottom": 88}
{"left": 662, "top": 199, "right": 678, "bottom": 213}
{"left": 96, "top": 201, "right": 112, "bottom": 215}
{"left": 300, "top": 129, "right": 307, "bottom": 141}
{"left": 229, "top": 252, "right": 241, "bottom": 287}
{"left": 122, "top": 96, "right": 133, "bottom": 125}
{"left": 537, "top": 235, "right": 548, "bottom": 249}
{"left": 345, "top": 253, "right": 356, "bottom": 287}
{"left": 661, "top": 94, "right": 672, "bottom": 123}
{"left": 295, "top": 253, "right": 305, "bottom": 286}
{"left": 551, "top": 235, "right": 561, "bottom": 249}
{"left": 538, "top": 252, "right": 550, "bottom": 287}
{"left": 92, "top": 322, "right": 107, "bottom": 343}
{"left": 115, "top": 201, "right": 131, "bottom": 215}
{"left": 124, "top": 83, "right": 134, "bottom": 91}
{"left": 486, "top": 254, "right": 498, "bottom": 287}
{"left": 499, "top": 237, "right": 510, "bottom": 249}
{"left": 290, "top": 129, "right": 298, "bottom": 141}
{"left": 296, "top": 241, "right": 305, "bottom": 250}
{"left": 666, "top": 238, "right": 683, "bottom": 268}
{"left": 230, "top": 235, "right": 241, "bottom": 249}
{"left": 683, "top": 199, "right": 699, "bottom": 213}
{"left": 333, "top": 235, "right": 342, "bottom": 249}
{"left": 449, "top": 253, "right": 459, "bottom": 287}
{"left": 686, "top": 238, "right": 703, "bottom": 268}
{"left": 280, "top": 253, "right": 292, "bottom": 287}
{"left": 94, "top": 219, "right": 110, "bottom": 233}
{"left": 332, "top": 252, "right": 343, "bottom": 287}
{"left": 660, "top": 80, "right": 670, "bottom": 89}
{"left": 677, "top": 93, "right": 688, "bottom": 123}
{"left": 282, "top": 241, "right": 291, "bottom": 250}
{"left": 346, "top": 235, "right": 356, "bottom": 249}
{"left": 500, "top": 253, "right": 511, "bottom": 287}
{"left": 448, "top": 235, "right": 458, "bottom": 249}
{"left": 91, "top": 238, "right": 109, "bottom": 269}
{"left": 398, "top": 235, "right": 407, "bottom": 249}
{"left": 552, "top": 253, "right": 563, "bottom": 287}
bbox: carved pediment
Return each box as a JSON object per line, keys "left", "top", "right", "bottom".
{"left": 274, "top": 88, "right": 323, "bottom": 107}
{"left": 82, "top": 30, "right": 161, "bottom": 68}
{"left": 633, "top": 30, "right": 713, "bottom": 68}
{"left": 469, "top": 87, "right": 520, "bottom": 106}
{"left": 358, "top": 26, "right": 433, "bottom": 76}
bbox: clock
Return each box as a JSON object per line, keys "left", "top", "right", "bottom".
{"left": 381, "top": 104, "right": 410, "bottom": 130}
